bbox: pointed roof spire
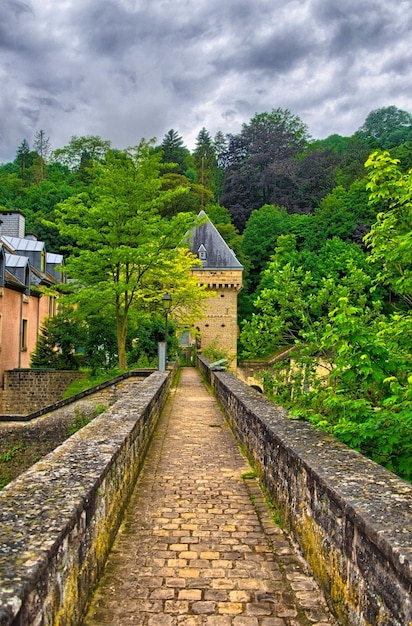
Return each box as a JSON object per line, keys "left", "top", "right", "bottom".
{"left": 189, "top": 212, "right": 243, "bottom": 269}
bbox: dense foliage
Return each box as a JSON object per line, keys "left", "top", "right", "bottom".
{"left": 2, "top": 105, "right": 411, "bottom": 479}
{"left": 240, "top": 152, "right": 412, "bottom": 481}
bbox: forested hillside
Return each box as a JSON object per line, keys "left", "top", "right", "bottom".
{"left": 1, "top": 105, "right": 411, "bottom": 480}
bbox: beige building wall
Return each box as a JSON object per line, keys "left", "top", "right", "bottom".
{"left": 0, "top": 287, "right": 22, "bottom": 377}
{"left": 1, "top": 211, "right": 63, "bottom": 385}
{"left": 0, "top": 287, "right": 56, "bottom": 383}
{"left": 191, "top": 267, "right": 242, "bottom": 369}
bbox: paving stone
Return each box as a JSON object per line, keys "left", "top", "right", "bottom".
{"left": 81, "top": 368, "right": 336, "bottom": 626}
{"left": 276, "top": 606, "right": 298, "bottom": 618}
{"left": 246, "top": 602, "right": 273, "bottom": 616}
{"left": 150, "top": 588, "right": 175, "bottom": 600}
{"left": 178, "top": 589, "right": 203, "bottom": 601}
{"left": 217, "top": 601, "right": 243, "bottom": 615}
{"left": 147, "top": 616, "right": 175, "bottom": 626}
{"left": 204, "top": 617, "right": 232, "bottom": 625}
{"left": 177, "top": 617, "right": 203, "bottom": 626}
{"left": 233, "top": 618, "right": 259, "bottom": 626}
{"left": 165, "top": 600, "right": 190, "bottom": 614}
{"left": 205, "top": 589, "right": 229, "bottom": 602}
{"left": 192, "top": 600, "right": 217, "bottom": 614}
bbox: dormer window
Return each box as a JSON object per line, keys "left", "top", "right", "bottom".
{"left": 198, "top": 244, "right": 207, "bottom": 261}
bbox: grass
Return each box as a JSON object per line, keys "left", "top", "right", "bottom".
{"left": 271, "top": 508, "right": 284, "bottom": 528}
{"left": 67, "top": 404, "right": 107, "bottom": 436}
{"left": 63, "top": 368, "right": 125, "bottom": 398}
{"left": 0, "top": 444, "right": 24, "bottom": 463}
{"left": 240, "top": 463, "right": 285, "bottom": 530}
{"left": 262, "top": 486, "right": 285, "bottom": 529}
{"left": 241, "top": 470, "right": 258, "bottom": 480}
{"left": 0, "top": 438, "right": 48, "bottom": 490}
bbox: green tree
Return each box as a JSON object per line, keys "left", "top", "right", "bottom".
{"left": 213, "top": 131, "right": 227, "bottom": 201}
{"left": 30, "top": 309, "right": 86, "bottom": 370}
{"left": 158, "top": 129, "right": 191, "bottom": 175}
{"left": 309, "top": 298, "right": 412, "bottom": 480}
{"left": 390, "top": 141, "right": 412, "bottom": 172}
{"left": 17, "top": 173, "right": 77, "bottom": 252}
{"left": 356, "top": 106, "right": 412, "bottom": 149}
{"left": 239, "top": 177, "right": 412, "bottom": 479}
{"left": 81, "top": 314, "right": 119, "bottom": 374}
{"left": 364, "top": 151, "right": 412, "bottom": 306}
{"left": 52, "top": 135, "right": 111, "bottom": 171}
{"left": 204, "top": 203, "right": 232, "bottom": 225}
{"left": 314, "top": 181, "right": 374, "bottom": 245}
{"left": 310, "top": 135, "right": 371, "bottom": 189}
{"left": 15, "top": 139, "right": 35, "bottom": 181}
{"left": 241, "top": 204, "right": 291, "bottom": 291}
{"left": 334, "top": 137, "right": 372, "bottom": 188}
{"left": 159, "top": 173, "right": 213, "bottom": 217}
{"left": 54, "top": 141, "right": 207, "bottom": 370}
{"left": 287, "top": 213, "right": 319, "bottom": 251}
{"left": 221, "top": 108, "right": 310, "bottom": 229}
{"left": 33, "top": 129, "right": 51, "bottom": 161}
{"left": 32, "top": 130, "right": 51, "bottom": 182}
{"left": 240, "top": 235, "right": 374, "bottom": 359}
{"left": 0, "top": 168, "right": 25, "bottom": 208}
{"left": 127, "top": 315, "right": 179, "bottom": 367}
{"left": 193, "top": 127, "right": 217, "bottom": 203}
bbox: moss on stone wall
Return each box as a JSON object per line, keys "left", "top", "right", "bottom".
{"left": 0, "top": 371, "right": 173, "bottom": 626}
{"left": 198, "top": 355, "right": 412, "bottom": 626}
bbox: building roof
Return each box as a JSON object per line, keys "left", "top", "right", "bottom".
{"left": 4, "top": 253, "right": 30, "bottom": 292}
{"left": 46, "top": 252, "right": 64, "bottom": 264}
{"left": 5, "top": 253, "right": 29, "bottom": 269}
{"left": 188, "top": 211, "right": 243, "bottom": 270}
{"left": 0, "top": 212, "right": 64, "bottom": 291}
{"left": 2, "top": 236, "right": 44, "bottom": 253}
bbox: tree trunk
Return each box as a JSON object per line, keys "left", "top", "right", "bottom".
{"left": 116, "top": 317, "right": 128, "bottom": 371}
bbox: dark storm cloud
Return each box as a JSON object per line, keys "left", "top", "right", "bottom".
{"left": 216, "top": 29, "right": 314, "bottom": 74}
{"left": 77, "top": 2, "right": 144, "bottom": 56}
{"left": 0, "top": 0, "right": 33, "bottom": 23}
{"left": 0, "top": 0, "right": 411, "bottom": 163}
{"left": 0, "top": 0, "right": 33, "bottom": 51}
{"left": 75, "top": 0, "right": 213, "bottom": 56}
{"left": 314, "top": 1, "right": 412, "bottom": 55}
{"left": 382, "top": 53, "right": 412, "bottom": 77}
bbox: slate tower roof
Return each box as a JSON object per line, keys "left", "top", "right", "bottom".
{"left": 189, "top": 211, "right": 243, "bottom": 269}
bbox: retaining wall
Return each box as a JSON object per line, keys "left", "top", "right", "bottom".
{"left": 198, "top": 356, "right": 412, "bottom": 626}
{"left": 0, "top": 369, "right": 154, "bottom": 422}
{"left": 1, "top": 369, "right": 85, "bottom": 415}
{"left": 0, "top": 369, "right": 173, "bottom": 626}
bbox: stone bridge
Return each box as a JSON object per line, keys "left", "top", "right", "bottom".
{"left": 0, "top": 358, "right": 411, "bottom": 626}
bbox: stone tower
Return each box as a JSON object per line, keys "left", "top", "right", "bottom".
{"left": 189, "top": 211, "right": 243, "bottom": 368}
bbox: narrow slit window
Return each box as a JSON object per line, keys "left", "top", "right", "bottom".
{"left": 21, "top": 319, "right": 28, "bottom": 351}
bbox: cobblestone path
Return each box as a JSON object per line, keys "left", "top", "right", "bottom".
{"left": 82, "top": 367, "right": 336, "bottom": 626}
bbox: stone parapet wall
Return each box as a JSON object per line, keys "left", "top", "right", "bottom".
{"left": 0, "top": 369, "right": 173, "bottom": 626}
{"left": 198, "top": 356, "right": 412, "bottom": 626}
{"left": 1, "top": 369, "right": 85, "bottom": 414}
{"left": 0, "top": 369, "right": 154, "bottom": 422}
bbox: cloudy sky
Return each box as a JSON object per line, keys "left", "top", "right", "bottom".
{"left": 1, "top": 0, "right": 411, "bottom": 163}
